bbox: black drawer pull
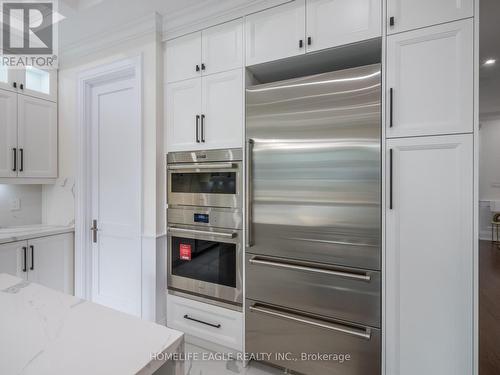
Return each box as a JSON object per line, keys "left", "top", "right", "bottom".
{"left": 22, "top": 246, "right": 27, "bottom": 272}
{"left": 30, "top": 245, "right": 34, "bottom": 270}
{"left": 12, "top": 148, "right": 17, "bottom": 171}
{"left": 19, "top": 148, "right": 24, "bottom": 172}
{"left": 183, "top": 314, "right": 221, "bottom": 328}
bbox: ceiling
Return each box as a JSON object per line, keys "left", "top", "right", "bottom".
{"left": 480, "top": 0, "right": 500, "bottom": 117}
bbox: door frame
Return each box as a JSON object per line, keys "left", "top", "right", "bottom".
{"left": 75, "top": 56, "right": 143, "bottom": 302}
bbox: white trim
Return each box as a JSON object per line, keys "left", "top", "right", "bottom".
{"left": 75, "top": 56, "right": 143, "bottom": 305}
{"left": 60, "top": 13, "right": 161, "bottom": 67}
{"left": 162, "top": 0, "right": 291, "bottom": 40}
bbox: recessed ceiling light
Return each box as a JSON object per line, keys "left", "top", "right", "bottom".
{"left": 484, "top": 59, "right": 496, "bottom": 66}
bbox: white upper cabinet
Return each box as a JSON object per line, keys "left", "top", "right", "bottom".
{"left": 0, "top": 66, "right": 18, "bottom": 92}
{"left": 306, "top": 0, "right": 381, "bottom": 52}
{"left": 245, "top": 0, "right": 306, "bottom": 66}
{"left": 386, "top": 134, "right": 473, "bottom": 375}
{"left": 165, "top": 32, "right": 202, "bottom": 83}
{"left": 166, "top": 78, "right": 203, "bottom": 152}
{"left": 18, "top": 67, "right": 58, "bottom": 102}
{"left": 17, "top": 95, "right": 58, "bottom": 178}
{"left": 202, "top": 19, "right": 243, "bottom": 75}
{"left": 0, "top": 90, "right": 18, "bottom": 177}
{"left": 386, "top": 19, "right": 473, "bottom": 138}
{"left": 387, "top": 0, "right": 474, "bottom": 34}
{"left": 201, "top": 69, "right": 243, "bottom": 149}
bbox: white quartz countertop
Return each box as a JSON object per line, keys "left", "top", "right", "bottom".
{"left": 0, "top": 225, "right": 75, "bottom": 245}
{"left": 0, "top": 273, "right": 184, "bottom": 375}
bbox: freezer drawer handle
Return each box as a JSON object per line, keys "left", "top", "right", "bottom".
{"left": 249, "top": 305, "right": 371, "bottom": 340}
{"left": 249, "top": 257, "right": 371, "bottom": 282}
{"left": 183, "top": 314, "right": 221, "bottom": 328}
{"left": 167, "top": 162, "right": 237, "bottom": 170}
{"left": 168, "top": 226, "right": 236, "bottom": 239}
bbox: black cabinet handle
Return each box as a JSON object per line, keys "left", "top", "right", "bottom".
{"left": 22, "top": 247, "right": 27, "bottom": 272}
{"left": 30, "top": 245, "right": 34, "bottom": 270}
{"left": 19, "top": 148, "right": 24, "bottom": 172}
{"left": 201, "top": 63, "right": 206, "bottom": 71}
{"left": 20, "top": 83, "right": 24, "bottom": 90}
{"left": 201, "top": 114, "right": 205, "bottom": 143}
{"left": 389, "top": 149, "right": 393, "bottom": 210}
{"left": 12, "top": 148, "right": 17, "bottom": 172}
{"left": 299, "top": 39, "right": 303, "bottom": 48}
{"left": 183, "top": 314, "right": 221, "bottom": 328}
{"left": 389, "top": 88, "right": 393, "bottom": 128}
{"left": 196, "top": 64, "right": 200, "bottom": 72}
{"left": 307, "top": 36, "right": 312, "bottom": 45}
{"left": 13, "top": 82, "right": 17, "bottom": 88}
{"left": 195, "top": 115, "right": 200, "bottom": 143}
{"left": 389, "top": 16, "right": 395, "bottom": 26}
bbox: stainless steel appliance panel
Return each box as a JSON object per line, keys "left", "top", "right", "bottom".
{"left": 246, "top": 300, "right": 381, "bottom": 375}
{"left": 246, "top": 254, "right": 381, "bottom": 327}
{"left": 246, "top": 64, "right": 381, "bottom": 270}
{"left": 168, "top": 206, "right": 242, "bottom": 230}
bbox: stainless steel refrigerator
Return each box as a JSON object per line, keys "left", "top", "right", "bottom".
{"left": 245, "top": 64, "right": 382, "bottom": 375}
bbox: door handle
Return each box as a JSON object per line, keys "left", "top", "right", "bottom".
{"left": 249, "top": 256, "right": 371, "bottom": 282}
{"left": 196, "top": 115, "right": 200, "bottom": 143}
{"left": 91, "top": 219, "right": 98, "bottom": 243}
{"left": 19, "top": 148, "right": 23, "bottom": 172}
{"left": 30, "top": 245, "right": 34, "bottom": 270}
{"left": 200, "top": 114, "right": 205, "bottom": 142}
{"left": 389, "top": 148, "right": 393, "bottom": 210}
{"left": 389, "top": 88, "right": 394, "bottom": 128}
{"left": 183, "top": 314, "right": 221, "bottom": 328}
{"left": 246, "top": 139, "right": 254, "bottom": 248}
{"left": 22, "top": 246, "right": 27, "bottom": 272}
{"left": 249, "top": 304, "right": 371, "bottom": 340}
{"left": 12, "top": 148, "right": 17, "bottom": 172}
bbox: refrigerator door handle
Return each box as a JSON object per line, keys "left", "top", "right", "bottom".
{"left": 246, "top": 139, "right": 254, "bottom": 248}
{"left": 249, "top": 304, "right": 372, "bottom": 340}
{"left": 249, "top": 256, "right": 371, "bottom": 282}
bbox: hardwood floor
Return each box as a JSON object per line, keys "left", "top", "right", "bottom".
{"left": 480, "top": 240, "right": 500, "bottom": 375}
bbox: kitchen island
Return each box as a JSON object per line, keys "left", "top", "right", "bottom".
{"left": 0, "top": 273, "right": 184, "bottom": 375}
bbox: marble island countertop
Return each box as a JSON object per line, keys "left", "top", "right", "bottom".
{"left": 0, "top": 224, "right": 75, "bottom": 245}
{"left": 0, "top": 273, "right": 184, "bottom": 375}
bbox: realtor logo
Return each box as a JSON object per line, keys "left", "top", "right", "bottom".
{"left": 1, "top": 0, "right": 58, "bottom": 68}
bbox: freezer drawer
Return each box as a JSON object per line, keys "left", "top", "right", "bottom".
{"left": 246, "top": 254, "right": 381, "bottom": 327}
{"left": 246, "top": 300, "right": 381, "bottom": 375}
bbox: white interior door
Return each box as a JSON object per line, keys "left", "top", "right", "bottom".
{"left": 386, "top": 134, "right": 473, "bottom": 375}
{"left": 90, "top": 76, "right": 142, "bottom": 317}
{"left": 0, "top": 89, "right": 18, "bottom": 177}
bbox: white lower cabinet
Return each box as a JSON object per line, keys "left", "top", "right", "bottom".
{"left": 167, "top": 294, "right": 243, "bottom": 351}
{"left": 0, "top": 233, "right": 74, "bottom": 294}
{"left": 386, "top": 134, "right": 473, "bottom": 375}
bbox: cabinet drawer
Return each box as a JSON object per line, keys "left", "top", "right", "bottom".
{"left": 166, "top": 294, "right": 242, "bottom": 351}
{"left": 246, "top": 254, "right": 380, "bottom": 327}
{"left": 246, "top": 299, "right": 381, "bottom": 375}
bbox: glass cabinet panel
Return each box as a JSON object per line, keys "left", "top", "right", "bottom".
{"left": 25, "top": 66, "right": 51, "bottom": 94}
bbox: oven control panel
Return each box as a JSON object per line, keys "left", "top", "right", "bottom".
{"left": 194, "top": 213, "right": 209, "bottom": 223}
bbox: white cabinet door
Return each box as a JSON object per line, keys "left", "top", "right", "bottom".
{"left": 165, "top": 78, "right": 203, "bottom": 152}
{"left": 306, "top": 0, "right": 381, "bottom": 52}
{"left": 17, "top": 95, "right": 57, "bottom": 178}
{"left": 387, "top": 0, "right": 474, "bottom": 34}
{"left": 201, "top": 69, "right": 243, "bottom": 150}
{"left": 386, "top": 19, "right": 473, "bottom": 138}
{"left": 245, "top": 0, "right": 306, "bottom": 66}
{"left": 386, "top": 134, "right": 473, "bottom": 375}
{"left": 165, "top": 32, "right": 202, "bottom": 83}
{"left": 0, "top": 66, "right": 20, "bottom": 93}
{"left": 18, "top": 68, "right": 58, "bottom": 102}
{"left": 27, "top": 233, "right": 74, "bottom": 294}
{"left": 0, "top": 89, "right": 18, "bottom": 177}
{"left": 0, "top": 240, "right": 27, "bottom": 278}
{"left": 202, "top": 19, "right": 243, "bottom": 75}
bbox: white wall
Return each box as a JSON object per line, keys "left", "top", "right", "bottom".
{"left": 0, "top": 185, "right": 42, "bottom": 227}
{"left": 478, "top": 115, "right": 500, "bottom": 239}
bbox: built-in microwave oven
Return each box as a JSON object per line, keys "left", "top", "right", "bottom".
{"left": 167, "top": 149, "right": 243, "bottom": 209}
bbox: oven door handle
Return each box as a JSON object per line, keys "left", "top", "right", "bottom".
{"left": 167, "top": 162, "right": 237, "bottom": 171}
{"left": 168, "top": 226, "right": 237, "bottom": 239}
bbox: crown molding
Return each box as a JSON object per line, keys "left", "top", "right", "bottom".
{"left": 162, "top": 0, "right": 290, "bottom": 41}
{"left": 60, "top": 12, "right": 162, "bottom": 68}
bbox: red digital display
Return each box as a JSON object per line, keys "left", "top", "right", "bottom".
{"left": 179, "top": 244, "right": 192, "bottom": 261}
